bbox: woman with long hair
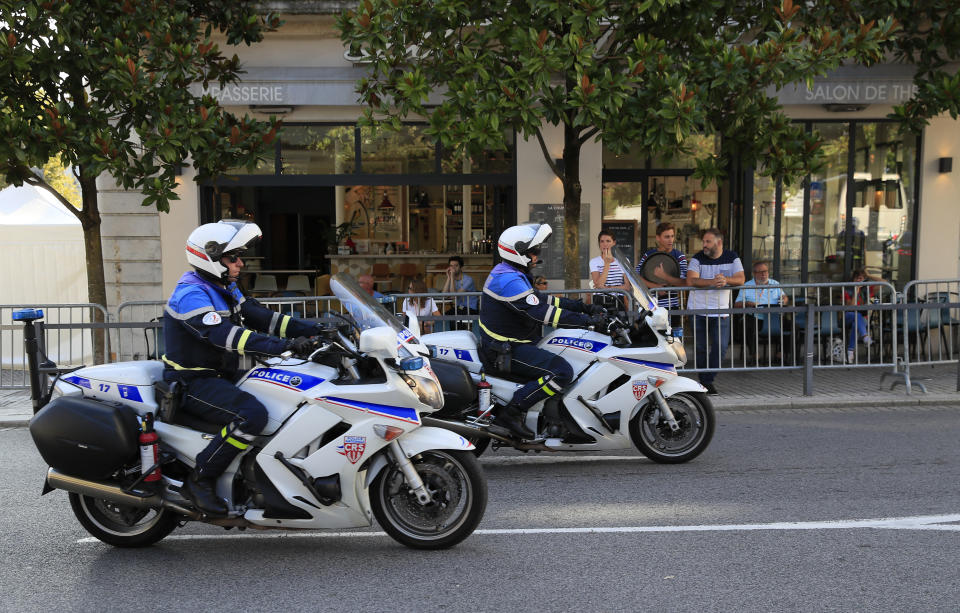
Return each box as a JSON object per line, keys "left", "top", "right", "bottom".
{"left": 402, "top": 278, "right": 441, "bottom": 333}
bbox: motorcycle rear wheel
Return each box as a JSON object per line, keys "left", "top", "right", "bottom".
{"left": 370, "top": 450, "right": 487, "bottom": 550}
{"left": 69, "top": 492, "right": 179, "bottom": 547}
{"left": 629, "top": 392, "right": 715, "bottom": 464}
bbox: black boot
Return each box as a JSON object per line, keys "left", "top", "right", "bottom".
{"left": 181, "top": 472, "right": 228, "bottom": 516}
{"left": 494, "top": 403, "right": 535, "bottom": 440}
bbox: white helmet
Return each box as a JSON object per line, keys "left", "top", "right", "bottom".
{"left": 186, "top": 220, "right": 262, "bottom": 282}
{"left": 497, "top": 223, "right": 552, "bottom": 268}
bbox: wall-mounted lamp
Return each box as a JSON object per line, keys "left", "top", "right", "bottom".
{"left": 822, "top": 103, "right": 868, "bottom": 112}
{"left": 553, "top": 158, "right": 565, "bottom": 174}
{"left": 173, "top": 162, "right": 187, "bottom": 177}
{"left": 248, "top": 105, "right": 295, "bottom": 115}
{"left": 939, "top": 157, "right": 953, "bottom": 173}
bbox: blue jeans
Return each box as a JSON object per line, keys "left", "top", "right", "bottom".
{"left": 695, "top": 315, "right": 731, "bottom": 386}
{"left": 844, "top": 312, "right": 868, "bottom": 350}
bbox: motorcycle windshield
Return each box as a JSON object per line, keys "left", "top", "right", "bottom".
{"left": 613, "top": 247, "right": 658, "bottom": 314}
{"left": 330, "top": 274, "right": 425, "bottom": 358}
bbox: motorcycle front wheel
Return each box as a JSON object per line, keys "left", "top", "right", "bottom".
{"left": 629, "top": 392, "right": 715, "bottom": 464}
{"left": 69, "top": 492, "right": 179, "bottom": 547}
{"left": 370, "top": 450, "right": 487, "bottom": 550}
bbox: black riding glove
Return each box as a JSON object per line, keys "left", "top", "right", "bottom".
{"left": 586, "top": 303, "right": 606, "bottom": 316}
{"left": 587, "top": 313, "right": 607, "bottom": 330}
{"left": 287, "top": 336, "right": 316, "bottom": 356}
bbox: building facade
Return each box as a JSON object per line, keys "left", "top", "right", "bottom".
{"left": 98, "top": 9, "right": 960, "bottom": 307}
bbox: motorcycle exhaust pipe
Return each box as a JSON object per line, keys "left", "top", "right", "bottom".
{"left": 46, "top": 468, "right": 163, "bottom": 508}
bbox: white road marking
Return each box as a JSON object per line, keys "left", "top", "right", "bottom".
{"left": 481, "top": 455, "right": 643, "bottom": 465}
{"left": 75, "top": 513, "right": 960, "bottom": 543}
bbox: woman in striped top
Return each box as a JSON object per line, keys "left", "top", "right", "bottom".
{"left": 589, "top": 231, "right": 630, "bottom": 308}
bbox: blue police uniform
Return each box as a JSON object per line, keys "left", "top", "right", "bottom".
{"left": 163, "top": 271, "right": 318, "bottom": 477}
{"left": 479, "top": 262, "right": 592, "bottom": 410}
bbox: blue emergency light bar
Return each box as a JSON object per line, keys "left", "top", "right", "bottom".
{"left": 12, "top": 308, "right": 44, "bottom": 321}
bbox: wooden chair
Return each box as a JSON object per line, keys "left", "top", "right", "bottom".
{"left": 371, "top": 263, "right": 394, "bottom": 291}
{"left": 395, "top": 262, "right": 420, "bottom": 291}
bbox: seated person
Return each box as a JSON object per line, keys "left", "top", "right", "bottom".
{"left": 735, "top": 260, "right": 788, "bottom": 308}
{"left": 441, "top": 255, "right": 478, "bottom": 330}
{"left": 734, "top": 260, "right": 788, "bottom": 359}
{"left": 843, "top": 268, "right": 881, "bottom": 362}
{"left": 358, "top": 274, "right": 385, "bottom": 301}
{"left": 402, "top": 278, "right": 441, "bottom": 334}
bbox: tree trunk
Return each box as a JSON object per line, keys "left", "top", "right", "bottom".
{"left": 77, "top": 173, "right": 108, "bottom": 364}
{"left": 561, "top": 122, "right": 583, "bottom": 290}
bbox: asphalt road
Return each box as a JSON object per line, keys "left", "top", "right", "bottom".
{"left": 2, "top": 404, "right": 959, "bottom": 612}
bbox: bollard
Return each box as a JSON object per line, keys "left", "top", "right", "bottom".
{"left": 12, "top": 309, "right": 45, "bottom": 414}
{"left": 803, "top": 302, "right": 814, "bottom": 396}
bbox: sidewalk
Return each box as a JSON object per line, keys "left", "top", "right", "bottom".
{"left": 2, "top": 364, "right": 957, "bottom": 427}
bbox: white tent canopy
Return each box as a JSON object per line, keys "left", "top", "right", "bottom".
{"left": 0, "top": 184, "right": 91, "bottom": 366}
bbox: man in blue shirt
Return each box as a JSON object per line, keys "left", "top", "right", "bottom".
{"left": 358, "top": 274, "right": 386, "bottom": 301}
{"left": 442, "top": 255, "right": 479, "bottom": 330}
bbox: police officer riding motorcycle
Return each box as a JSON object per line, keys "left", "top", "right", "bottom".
{"left": 164, "top": 220, "right": 323, "bottom": 515}
{"left": 480, "top": 223, "right": 605, "bottom": 440}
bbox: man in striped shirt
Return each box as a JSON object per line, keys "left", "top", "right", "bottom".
{"left": 636, "top": 222, "right": 688, "bottom": 335}
{"left": 686, "top": 228, "right": 745, "bottom": 395}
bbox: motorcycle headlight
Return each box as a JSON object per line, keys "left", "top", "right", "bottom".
{"left": 405, "top": 374, "right": 444, "bottom": 411}
{"left": 669, "top": 339, "right": 687, "bottom": 366}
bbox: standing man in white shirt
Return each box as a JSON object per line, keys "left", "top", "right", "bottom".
{"left": 686, "top": 228, "right": 745, "bottom": 395}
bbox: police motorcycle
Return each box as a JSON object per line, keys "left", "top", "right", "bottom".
{"left": 26, "top": 274, "right": 486, "bottom": 550}
{"left": 417, "top": 248, "right": 715, "bottom": 463}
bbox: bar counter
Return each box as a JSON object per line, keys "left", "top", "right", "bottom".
{"left": 326, "top": 253, "right": 495, "bottom": 290}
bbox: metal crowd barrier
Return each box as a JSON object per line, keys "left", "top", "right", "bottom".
{"left": 1, "top": 303, "right": 109, "bottom": 389}
{"left": 4, "top": 282, "right": 957, "bottom": 396}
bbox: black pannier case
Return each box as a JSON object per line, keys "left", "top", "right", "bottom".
{"left": 430, "top": 359, "right": 478, "bottom": 417}
{"left": 30, "top": 396, "right": 141, "bottom": 480}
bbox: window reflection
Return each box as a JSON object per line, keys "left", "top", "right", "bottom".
{"left": 281, "top": 125, "right": 356, "bottom": 174}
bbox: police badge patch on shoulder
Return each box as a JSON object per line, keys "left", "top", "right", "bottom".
{"left": 526, "top": 294, "right": 540, "bottom": 305}
{"left": 202, "top": 312, "right": 222, "bottom": 325}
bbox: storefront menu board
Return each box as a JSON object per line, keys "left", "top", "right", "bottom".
{"left": 527, "top": 203, "right": 590, "bottom": 279}
{"left": 600, "top": 220, "right": 637, "bottom": 268}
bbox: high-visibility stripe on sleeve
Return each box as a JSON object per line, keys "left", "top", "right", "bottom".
{"left": 236, "top": 330, "right": 252, "bottom": 355}
{"left": 544, "top": 305, "right": 556, "bottom": 324}
{"left": 269, "top": 312, "right": 281, "bottom": 335}
{"left": 552, "top": 307, "right": 562, "bottom": 327}
{"left": 279, "top": 315, "right": 291, "bottom": 337}
{"left": 552, "top": 296, "right": 561, "bottom": 307}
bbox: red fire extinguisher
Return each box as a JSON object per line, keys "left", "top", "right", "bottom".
{"left": 139, "top": 412, "right": 162, "bottom": 483}
{"left": 477, "top": 370, "right": 492, "bottom": 417}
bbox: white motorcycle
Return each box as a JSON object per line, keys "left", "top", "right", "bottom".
{"left": 26, "top": 274, "right": 486, "bottom": 549}
{"left": 418, "top": 249, "right": 715, "bottom": 463}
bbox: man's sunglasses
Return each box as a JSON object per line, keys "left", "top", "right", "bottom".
{"left": 223, "top": 253, "right": 242, "bottom": 263}
{"left": 527, "top": 247, "right": 541, "bottom": 257}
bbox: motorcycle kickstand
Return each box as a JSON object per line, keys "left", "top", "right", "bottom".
{"left": 387, "top": 440, "right": 432, "bottom": 505}
{"left": 651, "top": 389, "right": 681, "bottom": 432}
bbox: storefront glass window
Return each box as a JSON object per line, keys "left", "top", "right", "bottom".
{"left": 650, "top": 134, "right": 721, "bottom": 169}
{"left": 602, "top": 141, "right": 648, "bottom": 169}
{"left": 752, "top": 174, "right": 777, "bottom": 269}
{"left": 779, "top": 181, "right": 804, "bottom": 283}
{"left": 807, "top": 122, "right": 849, "bottom": 283}
{"left": 360, "top": 124, "right": 434, "bottom": 174}
{"left": 440, "top": 129, "right": 515, "bottom": 174}
{"left": 281, "top": 125, "right": 356, "bottom": 174}
{"left": 853, "top": 123, "right": 917, "bottom": 286}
